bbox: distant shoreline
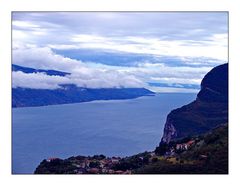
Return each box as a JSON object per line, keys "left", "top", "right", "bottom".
{"left": 12, "top": 92, "right": 198, "bottom": 109}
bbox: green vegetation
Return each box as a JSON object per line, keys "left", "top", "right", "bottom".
{"left": 111, "top": 152, "right": 151, "bottom": 171}
{"left": 34, "top": 159, "right": 77, "bottom": 174}
{"left": 136, "top": 125, "right": 228, "bottom": 174}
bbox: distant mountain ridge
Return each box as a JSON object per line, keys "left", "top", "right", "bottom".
{"left": 160, "top": 63, "right": 228, "bottom": 144}
{"left": 12, "top": 85, "right": 154, "bottom": 107}
{"left": 12, "top": 64, "right": 70, "bottom": 76}
{"left": 12, "top": 64, "right": 154, "bottom": 107}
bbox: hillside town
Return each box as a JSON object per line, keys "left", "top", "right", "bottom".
{"left": 36, "top": 138, "right": 198, "bottom": 174}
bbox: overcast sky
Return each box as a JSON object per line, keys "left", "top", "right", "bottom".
{"left": 12, "top": 12, "right": 228, "bottom": 92}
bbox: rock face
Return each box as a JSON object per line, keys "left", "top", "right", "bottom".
{"left": 161, "top": 63, "right": 228, "bottom": 144}
{"left": 197, "top": 63, "right": 228, "bottom": 102}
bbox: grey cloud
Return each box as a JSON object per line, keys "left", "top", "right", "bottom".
{"left": 12, "top": 12, "right": 228, "bottom": 61}
{"left": 12, "top": 12, "right": 228, "bottom": 42}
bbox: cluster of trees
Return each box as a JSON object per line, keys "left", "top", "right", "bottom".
{"left": 34, "top": 159, "right": 77, "bottom": 174}
{"left": 136, "top": 125, "right": 228, "bottom": 174}
{"left": 112, "top": 152, "right": 151, "bottom": 171}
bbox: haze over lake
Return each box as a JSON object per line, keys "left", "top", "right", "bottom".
{"left": 12, "top": 93, "right": 196, "bottom": 174}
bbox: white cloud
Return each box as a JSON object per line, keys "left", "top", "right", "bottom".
{"left": 149, "top": 77, "right": 201, "bottom": 85}
{"left": 12, "top": 30, "right": 28, "bottom": 40}
{"left": 12, "top": 20, "right": 40, "bottom": 28}
{"left": 137, "top": 63, "right": 165, "bottom": 68}
{"left": 12, "top": 47, "right": 145, "bottom": 89}
{"left": 68, "top": 72, "right": 144, "bottom": 89}
{"left": 11, "top": 12, "right": 227, "bottom": 93}
{"left": 12, "top": 71, "right": 145, "bottom": 90}
{"left": 17, "top": 32, "right": 227, "bottom": 63}
{"left": 118, "top": 63, "right": 211, "bottom": 83}
{"left": 12, "top": 71, "right": 68, "bottom": 89}
{"left": 148, "top": 86, "right": 199, "bottom": 93}
{"left": 12, "top": 47, "right": 212, "bottom": 91}
{"left": 67, "top": 34, "right": 228, "bottom": 61}
{"left": 12, "top": 47, "right": 84, "bottom": 72}
{"left": 12, "top": 12, "right": 228, "bottom": 63}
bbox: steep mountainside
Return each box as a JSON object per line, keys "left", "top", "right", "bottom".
{"left": 161, "top": 63, "right": 228, "bottom": 143}
{"left": 197, "top": 63, "right": 228, "bottom": 102}
{"left": 141, "top": 125, "right": 228, "bottom": 174}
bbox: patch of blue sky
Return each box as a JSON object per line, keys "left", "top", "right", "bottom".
{"left": 53, "top": 48, "right": 224, "bottom": 68}
{"left": 52, "top": 48, "right": 154, "bottom": 67}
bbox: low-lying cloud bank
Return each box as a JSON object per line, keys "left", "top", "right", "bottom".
{"left": 12, "top": 68, "right": 145, "bottom": 90}
{"left": 12, "top": 47, "right": 214, "bottom": 92}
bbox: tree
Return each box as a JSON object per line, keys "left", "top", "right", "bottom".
{"left": 155, "top": 142, "right": 168, "bottom": 155}
{"left": 89, "top": 161, "right": 100, "bottom": 168}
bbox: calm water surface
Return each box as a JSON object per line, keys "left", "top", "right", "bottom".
{"left": 12, "top": 93, "right": 196, "bottom": 174}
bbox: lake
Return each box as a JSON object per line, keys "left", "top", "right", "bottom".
{"left": 12, "top": 93, "right": 196, "bottom": 174}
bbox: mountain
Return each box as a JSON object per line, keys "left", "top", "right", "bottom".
{"left": 160, "top": 63, "right": 228, "bottom": 144}
{"left": 12, "top": 85, "right": 154, "bottom": 108}
{"left": 12, "top": 64, "right": 70, "bottom": 76}
{"left": 197, "top": 63, "right": 228, "bottom": 102}
{"left": 12, "top": 65, "right": 155, "bottom": 107}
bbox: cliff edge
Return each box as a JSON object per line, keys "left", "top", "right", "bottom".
{"left": 161, "top": 63, "right": 228, "bottom": 144}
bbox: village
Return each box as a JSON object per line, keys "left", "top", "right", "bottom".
{"left": 44, "top": 138, "right": 198, "bottom": 174}
{"left": 46, "top": 154, "right": 150, "bottom": 174}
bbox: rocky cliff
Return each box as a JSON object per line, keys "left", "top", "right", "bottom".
{"left": 161, "top": 63, "right": 228, "bottom": 144}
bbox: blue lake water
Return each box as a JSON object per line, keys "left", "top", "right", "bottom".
{"left": 12, "top": 93, "right": 196, "bottom": 174}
